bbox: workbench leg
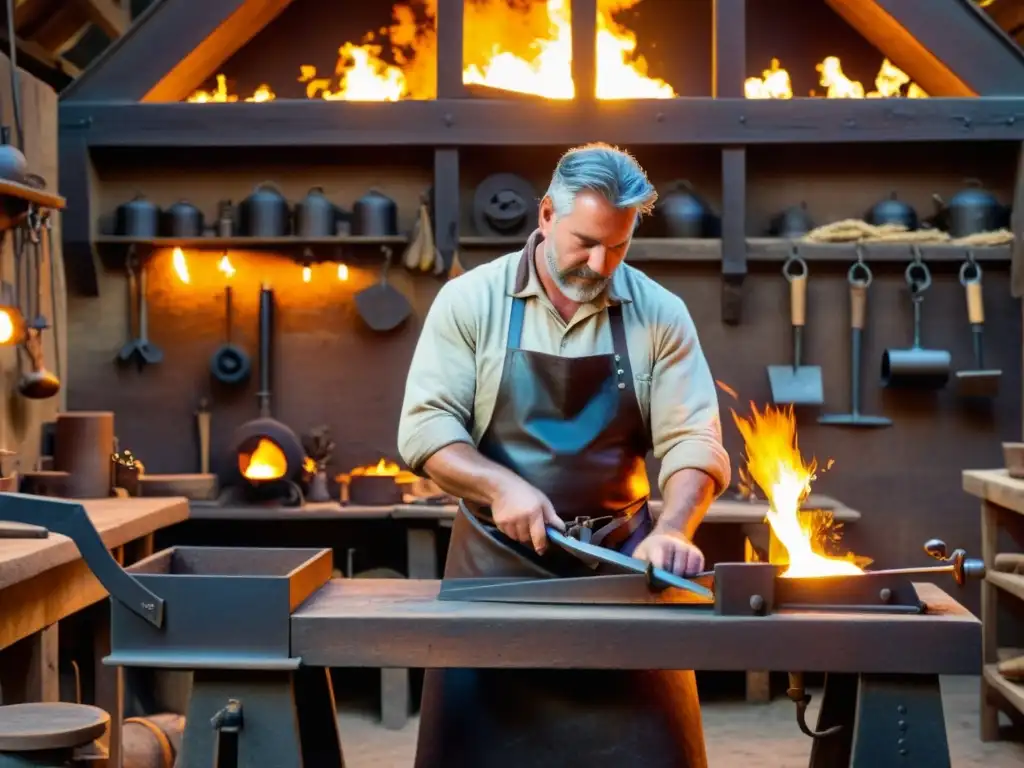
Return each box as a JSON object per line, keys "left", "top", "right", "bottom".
{"left": 378, "top": 526, "right": 439, "bottom": 730}
{"left": 980, "top": 499, "right": 1001, "bottom": 741}
{"left": 93, "top": 608, "right": 123, "bottom": 768}
{"left": 849, "top": 674, "right": 949, "bottom": 768}
{"left": 0, "top": 624, "right": 59, "bottom": 704}
{"left": 808, "top": 673, "right": 857, "bottom": 767}
{"left": 744, "top": 672, "right": 770, "bottom": 703}
{"left": 179, "top": 668, "right": 344, "bottom": 768}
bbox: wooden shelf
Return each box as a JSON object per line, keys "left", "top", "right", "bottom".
{"left": 987, "top": 571, "right": 1024, "bottom": 603}
{"left": 95, "top": 235, "right": 407, "bottom": 249}
{"left": 963, "top": 470, "right": 1024, "bottom": 517}
{"left": 0, "top": 178, "right": 65, "bottom": 211}
{"left": 460, "top": 236, "right": 1011, "bottom": 264}
{"left": 983, "top": 664, "right": 1024, "bottom": 720}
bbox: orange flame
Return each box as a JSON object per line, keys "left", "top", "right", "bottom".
{"left": 746, "top": 56, "right": 928, "bottom": 99}
{"left": 218, "top": 255, "right": 236, "bottom": 279}
{"left": 172, "top": 248, "right": 190, "bottom": 284}
{"left": 188, "top": 0, "right": 674, "bottom": 102}
{"left": 240, "top": 438, "right": 288, "bottom": 481}
{"left": 337, "top": 264, "right": 349, "bottom": 281}
{"left": 731, "top": 403, "right": 863, "bottom": 578}
{"left": 302, "top": 266, "right": 312, "bottom": 283}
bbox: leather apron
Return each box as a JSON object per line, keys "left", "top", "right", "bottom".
{"left": 414, "top": 245, "right": 707, "bottom": 768}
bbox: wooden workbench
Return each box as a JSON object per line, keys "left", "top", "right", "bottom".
{"left": 291, "top": 580, "right": 976, "bottom": 674}
{"left": 185, "top": 494, "right": 862, "bottom": 723}
{"left": 0, "top": 496, "right": 189, "bottom": 765}
{"left": 962, "top": 469, "right": 1024, "bottom": 742}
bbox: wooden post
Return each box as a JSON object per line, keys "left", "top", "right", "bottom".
{"left": 571, "top": 0, "right": 598, "bottom": 100}
{"left": 434, "top": 0, "right": 463, "bottom": 276}
{"left": 713, "top": 0, "right": 747, "bottom": 325}
{"left": 980, "top": 499, "right": 1000, "bottom": 741}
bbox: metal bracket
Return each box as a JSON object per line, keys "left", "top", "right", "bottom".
{"left": 0, "top": 493, "right": 165, "bottom": 627}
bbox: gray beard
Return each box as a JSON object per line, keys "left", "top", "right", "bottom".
{"left": 544, "top": 240, "right": 610, "bottom": 303}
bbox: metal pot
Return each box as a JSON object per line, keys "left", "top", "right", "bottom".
{"left": 352, "top": 189, "right": 398, "bottom": 237}
{"left": 115, "top": 193, "right": 161, "bottom": 238}
{"left": 161, "top": 200, "right": 204, "bottom": 237}
{"left": 653, "top": 180, "right": 714, "bottom": 239}
{"left": 295, "top": 187, "right": 340, "bottom": 238}
{"left": 238, "top": 182, "right": 290, "bottom": 237}
{"left": 932, "top": 180, "right": 1010, "bottom": 238}
{"left": 769, "top": 202, "right": 814, "bottom": 238}
{"left": 0, "top": 127, "right": 27, "bottom": 183}
{"left": 865, "top": 192, "right": 918, "bottom": 230}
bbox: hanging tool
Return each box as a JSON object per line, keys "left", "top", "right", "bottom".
{"left": 117, "top": 250, "right": 163, "bottom": 369}
{"left": 196, "top": 398, "right": 212, "bottom": 474}
{"left": 954, "top": 254, "right": 1001, "bottom": 398}
{"left": 767, "top": 249, "right": 823, "bottom": 405}
{"left": 881, "top": 247, "right": 951, "bottom": 389}
{"left": 355, "top": 246, "right": 412, "bottom": 332}
{"left": 18, "top": 209, "right": 59, "bottom": 399}
{"left": 818, "top": 254, "right": 892, "bottom": 428}
{"left": 210, "top": 279, "right": 251, "bottom": 385}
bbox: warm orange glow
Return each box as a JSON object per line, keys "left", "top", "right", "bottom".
{"left": 218, "top": 254, "right": 236, "bottom": 279}
{"left": 302, "top": 266, "right": 312, "bottom": 283}
{"left": 337, "top": 264, "right": 349, "bottom": 281}
{"left": 187, "top": 74, "right": 276, "bottom": 103}
{"left": 188, "top": 0, "right": 674, "bottom": 102}
{"left": 732, "top": 404, "right": 863, "bottom": 578}
{"left": 352, "top": 458, "right": 402, "bottom": 477}
{"left": 0, "top": 310, "right": 14, "bottom": 344}
{"left": 746, "top": 56, "right": 928, "bottom": 99}
{"left": 303, "top": 456, "right": 318, "bottom": 474}
{"left": 172, "top": 248, "right": 190, "bottom": 284}
{"left": 240, "top": 438, "right": 288, "bottom": 481}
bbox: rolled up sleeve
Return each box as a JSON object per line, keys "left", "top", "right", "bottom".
{"left": 397, "top": 279, "right": 478, "bottom": 473}
{"left": 649, "top": 297, "right": 731, "bottom": 496}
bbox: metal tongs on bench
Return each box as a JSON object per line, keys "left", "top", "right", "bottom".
{"left": 438, "top": 515, "right": 715, "bottom": 605}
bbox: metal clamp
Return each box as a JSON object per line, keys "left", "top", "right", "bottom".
{"left": 0, "top": 493, "right": 165, "bottom": 626}
{"left": 565, "top": 515, "right": 613, "bottom": 544}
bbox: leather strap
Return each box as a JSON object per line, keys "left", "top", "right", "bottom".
{"left": 124, "top": 716, "right": 174, "bottom": 768}
{"left": 589, "top": 500, "right": 649, "bottom": 549}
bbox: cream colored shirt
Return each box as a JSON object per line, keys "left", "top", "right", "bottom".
{"left": 397, "top": 237, "right": 731, "bottom": 495}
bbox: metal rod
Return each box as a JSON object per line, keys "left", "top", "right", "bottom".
{"left": 792, "top": 325, "right": 803, "bottom": 369}
{"left": 850, "top": 327, "right": 862, "bottom": 414}
{"left": 257, "top": 284, "right": 273, "bottom": 418}
{"left": 912, "top": 296, "right": 923, "bottom": 348}
{"left": 971, "top": 325, "right": 985, "bottom": 368}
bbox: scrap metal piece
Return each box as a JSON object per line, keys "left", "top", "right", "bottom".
{"left": 546, "top": 526, "right": 715, "bottom": 599}
{"left": 437, "top": 573, "right": 715, "bottom": 605}
{"left": 0, "top": 492, "right": 165, "bottom": 627}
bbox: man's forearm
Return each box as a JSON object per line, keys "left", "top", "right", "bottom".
{"left": 654, "top": 468, "right": 716, "bottom": 540}
{"left": 423, "top": 443, "right": 523, "bottom": 506}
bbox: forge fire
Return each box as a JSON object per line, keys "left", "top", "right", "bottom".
{"left": 186, "top": 0, "right": 925, "bottom": 103}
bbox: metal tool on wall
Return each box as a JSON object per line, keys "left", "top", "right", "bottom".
{"left": 117, "top": 250, "right": 163, "bottom": 369}
{"left": 17, "top": 210, "right": 60, "bottom": 399}
{"left": 819, "top": 254, "right": 892, "bottom": 428}
{"left": 955, "top": 255, "right": 1001, "bottom": 398}
{"left": 196, "top": 399, "right": 211, "bottom": 474}
{"left": 209, "top": 275, "right": 251, "bottom": 386}
{"left": 767, "top": 250, "right": 823, "bottom": 406}
{"left": 355, "top": 246, "right": 411, "bottom": 332}
{"left": 881, "top": 248, "right": 951, "bottom": 389}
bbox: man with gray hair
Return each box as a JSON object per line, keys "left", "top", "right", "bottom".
{"left": 400, "top": 143, "right": 728, "bottom": 767}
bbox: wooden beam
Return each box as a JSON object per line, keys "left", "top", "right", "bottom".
{"left": 433, "top": 148, "right": 459, "bottom": 274}
{"left": 712, "top": 0, "right": 746, "bottom": 99}
{"left": 58, "top": 96, "right": 1024, "bottom": 149}
{"left": 61, "top": 0, "right": 297, "bottom": 103}
{"left": 570, "top": 0, "right": 597, "bottom": 100}
{"left": 435, "top": 0, "right": 465, "bottom": 99}
{"left": 1010, "top": 142, "right": 1024, "bottom": 297}
{"left": 57, "top": 128, "right": 99, "bottom": 296}
{"left": 74, "top": 0, "right": 130, "bottom": 40}
{"left": 824, "top": 0, "right": 1024, "bottom": 97}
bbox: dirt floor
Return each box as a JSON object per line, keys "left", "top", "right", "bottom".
{"left": 333, "top": 675, "right": 1024, "bottom": 768}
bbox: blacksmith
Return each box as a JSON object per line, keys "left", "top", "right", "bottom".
{"left": 398, "top": 142, "right": 730, "bottom": 768}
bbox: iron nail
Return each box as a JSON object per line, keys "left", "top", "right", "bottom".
{"left": 617, "top": 383, "right": 626, "bottom": 390}
{"left": 617, "top": 368, "right": 624, "bottom": 375}
{"left": 614, "top": 354, "right": 621, "bottom": 361}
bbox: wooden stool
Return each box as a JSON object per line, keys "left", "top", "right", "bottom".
{"left": 0, "top": 703, "right": 109, "bottom": 767}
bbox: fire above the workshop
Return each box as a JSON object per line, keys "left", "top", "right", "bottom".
{"left": 188, "top": 0, "right": 675, "bottom": 102}
{"left": 732, "top": 404, "right": 864, "bottom": 579}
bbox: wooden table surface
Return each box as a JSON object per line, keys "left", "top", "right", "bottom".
{"left": 189, "top": 494, "right": 861, "bottom": 523}
{"left": 0, "top": 497, "right": 190, "bottom": 591}
{"left": 963, "top": 469, "right": 1024, "bottom": 516}
{"left": 291, "top": 580, "right": 977, "bottom": 675}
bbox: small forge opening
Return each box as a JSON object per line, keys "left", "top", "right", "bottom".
{"left": 223, "top": 417, "right": 308, "bottom": 507}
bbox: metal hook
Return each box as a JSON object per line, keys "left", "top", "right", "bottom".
{"left": 905, "top": 251, "right": 931, "bottom": 294}
{"left": 848, "top": 259, "right": 872, "bottom": 288}
{"left": 958, "top": 253, "right": 982, "bottom": 286}
{"left": 781, "top": 247, "right": 808, "bottom": 282}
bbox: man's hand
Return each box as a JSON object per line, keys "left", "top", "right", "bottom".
{"left": 491, "top": 478, "right": 566, "bottom": 555}
{"left": 633, "top": 531, "right": 705, "bottom": 576}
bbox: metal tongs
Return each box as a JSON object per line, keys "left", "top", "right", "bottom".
{"left": 438, "top": 516, "right": 715, "bottom": 605}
